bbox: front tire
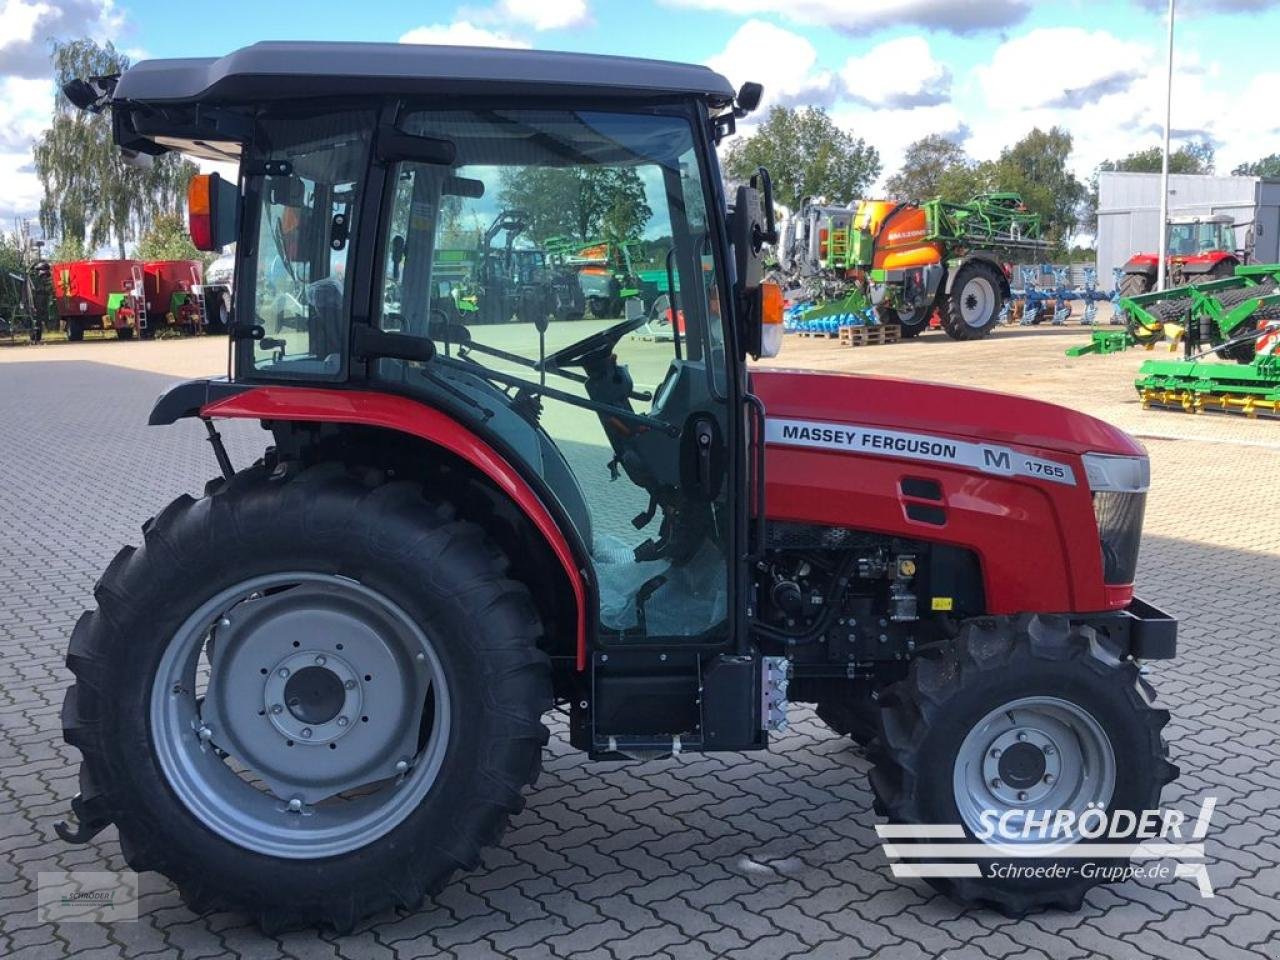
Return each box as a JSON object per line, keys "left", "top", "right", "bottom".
{"left": 943, "top": 263, "right": 1004, "bottom": 340}
{"left": 876, "top": 302, "right": 930, "bottom": 338}
{"left": 869, "top": 616, "right": 1177, "bottom": 916}
{"left": 62, "top": 464, "right": 552, "bottom": 931}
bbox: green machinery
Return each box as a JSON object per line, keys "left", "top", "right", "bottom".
{"left": 1067, "top": 264, "right": 1280, "bottom": 417}
{"left": 779, "top": 193, "right": 1049, "bottom": 337}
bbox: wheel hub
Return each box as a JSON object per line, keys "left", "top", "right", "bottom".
{"left": 981, "top": 727, "right": 1061, "bottom": 806}
{"left": 193, "top": 580, "right": 434, "bottom": 805}
{"left": 953, "top": 695, "right": 1116, "bottom": 845}
{"left": 264, "top": 653, "right": 363, "bottom": 743}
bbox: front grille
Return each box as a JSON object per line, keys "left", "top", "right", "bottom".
{"left": 1093, "top": 490, "right": 1146, "bottom": 584}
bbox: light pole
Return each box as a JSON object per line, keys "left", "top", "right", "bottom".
{"left": 1156, "top": 0, "right": 1176, "bottom": 291}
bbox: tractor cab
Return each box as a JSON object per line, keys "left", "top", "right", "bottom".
{"left": 101, "top": 40, "right": 779, "bottom": 674}
{"left": 1166, "top": 214, "right": 1236, "bottom": 257}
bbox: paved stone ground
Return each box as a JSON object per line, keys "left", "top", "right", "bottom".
{"left": 1, "top": 336, "right": 1278, "bottom": 959}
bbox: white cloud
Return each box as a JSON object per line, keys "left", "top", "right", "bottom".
{"left": 840, "top": 36, "right": 950, "bottom": 108}
{"left": 493, "top": 0, "right": 590, "bottom": 30}
{"left": 707, "top": 19, "right": 836, "bottom": 110}
{"left": 831, "top": 102, "right": 969, "bottom": 189}
{"left": 0, "top": 0, "right": 125, "bottom": 78}
{"left": 665, "top": 0, "right": 1029, "bottom": 35}
{"left": 0, "top": 75, "right": 53, "bottom": 221}
{"left": 974, "top": 28, "right": 1150, "bottom": 111}
{"left": 399, "top": 21, "right": 531, "bottom": 49}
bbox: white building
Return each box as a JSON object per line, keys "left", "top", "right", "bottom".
{"left": 1096, "top": 171, "right": 1280, "bottom": 279}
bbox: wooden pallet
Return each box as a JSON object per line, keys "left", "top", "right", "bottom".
{"left": 839, "top": 324, "right": 901, "bottom": 346}
{"left": 797, "top": 329, "right": 841, "bottom": 339}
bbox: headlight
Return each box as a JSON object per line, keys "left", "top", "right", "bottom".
{"left": 1083, "top": 453, "right": 1149, "bottom": 585}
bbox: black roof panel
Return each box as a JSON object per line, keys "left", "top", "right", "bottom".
{"left": 113, "top": 41, "right": 737, "bottom": 105}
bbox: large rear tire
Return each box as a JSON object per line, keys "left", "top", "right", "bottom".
{"left": 869, "top": 616, "right": 1177, "bottom": 916}
{"left": 1117, "top": 272, "right": 1152, "bottom": 301}
{"left": 942, "top": 262, "right": 1004, "bottom": 340}
{"left": 62, "top": 464, "right": 552, "bottom": 932}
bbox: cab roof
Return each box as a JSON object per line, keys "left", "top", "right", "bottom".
{"left": 113, "top": 41, "right": 737, "bottom": 106}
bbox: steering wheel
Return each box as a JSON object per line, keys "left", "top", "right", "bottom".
{"left": 540, "top": 315, "right": 649, "bottom": 370}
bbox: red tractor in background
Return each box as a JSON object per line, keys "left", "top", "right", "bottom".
{"left": 51, "top": 259, "right": 146, "bottom": 340}
{"left": 1119, "top": 214, "right": 1243, "bottom": 298}
{"left": 56, "top": 43, "right": 1179, "bottom": 932}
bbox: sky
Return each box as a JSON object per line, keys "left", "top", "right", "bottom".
{"left": 2, "top": 0, "right": 1280, "bottom": 230}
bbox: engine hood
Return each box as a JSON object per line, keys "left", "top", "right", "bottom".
{"left": 751, "top": 369, "right": 1145, "bottom": 458}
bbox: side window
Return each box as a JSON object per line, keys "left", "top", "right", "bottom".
{"left": 242, "top": 111, "right": 372, "bottom": 378}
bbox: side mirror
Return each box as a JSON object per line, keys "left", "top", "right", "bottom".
{"left": 731, "top": 167, "right": 782, "bottom": 360}
{"left": 187, "top": 173, "right": 240, "bottom": 252}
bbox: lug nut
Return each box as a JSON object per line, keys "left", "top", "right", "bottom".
{"left": 1043, "top": 744, "right": 1056, "bottom": 756}
{"left": 271, "top": 703, "right": 284, "bottom": 714}
{"left": 314, "top": 655, "right": 327, "bottom": 666}
{"left": 990, "top": 778, "right": 1001, "bottom": 788}
{"left": 1016, "top": 732, "right": 1027, "bottom": 742}
{"left": 990, "top": 748, "right": 1001, "bottom": 759}
{"left": 1044, "top": 774, "right": 1055, "bottom": 784}
{"left": 218, "top": 618, "right": 231, "bottom": 628}
{"left": 395, "top": 759, "right": 409, "bottom": 773}
{"left": 287, "top": 797, "right": 303, "bottom": 812}
{"left": 1017, "top": 791, "right": 1028, "bottom": 801}
{"left": 337, "top": 716, "right": 349, "bottom": 727}
{"left": 416, "top": 652, "right": 425, "bottom": 661}
{"left": 300, "top": 728, "right": 313, "bottom": 739}
{"left": 344, "top": 679, "right": 357, "bottom": 690}
{"left": 278, "top": 667, "right": 290, "bottom": 678}
{"left": 197, "top": 725, "right": 213, "bottom": 740}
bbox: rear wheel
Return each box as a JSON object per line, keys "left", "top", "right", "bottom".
{"left": 869, "top": 616, "right": 1177, "bottom": 916}
{"left": 1117, "top": 272, "right": 1151, "bottom": 300}
{"left": 62, "top": 464, "right": 552, "bottom": 931}
{"left": 66, "top": 317, "right": 85, "bottom": 342}
{"left": 943, "top": 263, "right": 1004, "bottom": 340}
{"left": 115, "top": 327, "right": 134, "bottom": 341}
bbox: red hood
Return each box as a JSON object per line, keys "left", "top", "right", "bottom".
{"left": 751, "top": 369, "right": 1144, "bottom": 458}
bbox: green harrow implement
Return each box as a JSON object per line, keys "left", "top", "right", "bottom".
{"left": 1067, "top": 264, "right": 1280, "bottom": 417}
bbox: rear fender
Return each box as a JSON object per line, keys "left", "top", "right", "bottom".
{"left": 152, "top": 380, "right": 590, "bottom": 667}
{"left": 944, "top": 252, "right": 1011, "bottom": 299}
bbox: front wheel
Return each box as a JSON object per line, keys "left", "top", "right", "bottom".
{"left": 62, "top": 464, "right": 552, "bottom": 931}
{"left": 876, "top": 301, "right": 931, "bottom": 338}
{"left": 943, "top": 263, "right": 1004, "bottom": 339}
{"left": 870, "top": 616, "right": 1177, "bottom": 916}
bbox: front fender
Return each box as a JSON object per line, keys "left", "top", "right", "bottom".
{"left": 154, "top": 380, "right": 590, "bottom": 668}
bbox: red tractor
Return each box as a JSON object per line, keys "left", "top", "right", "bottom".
{"left": 57, "top": 44, "right": 1177, "bottom": 931}
{"left": 1119, "top": 213, "right": 1242, "bottom": 298}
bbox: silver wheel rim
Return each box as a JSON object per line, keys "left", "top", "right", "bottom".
{"left": 150, "top": 572, "right": 451, "bottom": 859}
{"left": 959, "top": 275, "right": 997, "bottom": 329}
{"left": 952, "top": 696, "right": 1115, "bottom": 845}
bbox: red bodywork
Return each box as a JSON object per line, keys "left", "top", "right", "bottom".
{"left": 753, "top": 370, "right": 1141, "bottom": 615}
{"left": 201, "top": 388, "right": 589, "bottom": 666}
{"left": 144, "top": 260, "right": 204, "bottom": 328}
{"left": 203, "top": 370, "right": 1144, "bottom": 667}
{"left": 1124, "top": 251, "right": 1235, "bottom": 277}
{"left": 52, "top": 259, "right": 142, "bottom": 327}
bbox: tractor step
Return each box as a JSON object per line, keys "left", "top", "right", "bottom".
{"left": 840, "top": 324, "right": 900, "bottom": 347}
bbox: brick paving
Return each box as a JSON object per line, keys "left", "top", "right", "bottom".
{"left": 0, "top": 337, "right": 1277, "bottom": 959}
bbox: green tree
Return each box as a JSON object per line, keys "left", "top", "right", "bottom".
{"left": 33, "top": 39, "right": 199, "bottom": 258}
{"left": 499, "top": 167, "right": 652, "bottom": 245}
{"left": 987, "top": 126, "right": 1085, "bottom": 248}
{"left": 1085, "top": 140, "right": 1215, "bottom": 231}
{"left": 884, "top": 134, "right": 971, "bottom": 201}
{"left": 1232, "top": 153, "right": 1280, "bottom": 177}
{"left": 723, "top": 106, "right": 880, "bottom": 206}
{"left": 135, "top": 212, "right": 208, "bottom": 263}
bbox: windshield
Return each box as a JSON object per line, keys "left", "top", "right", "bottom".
{"left": 1167, "top": 220, "right": 1235, "bottom": 255}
